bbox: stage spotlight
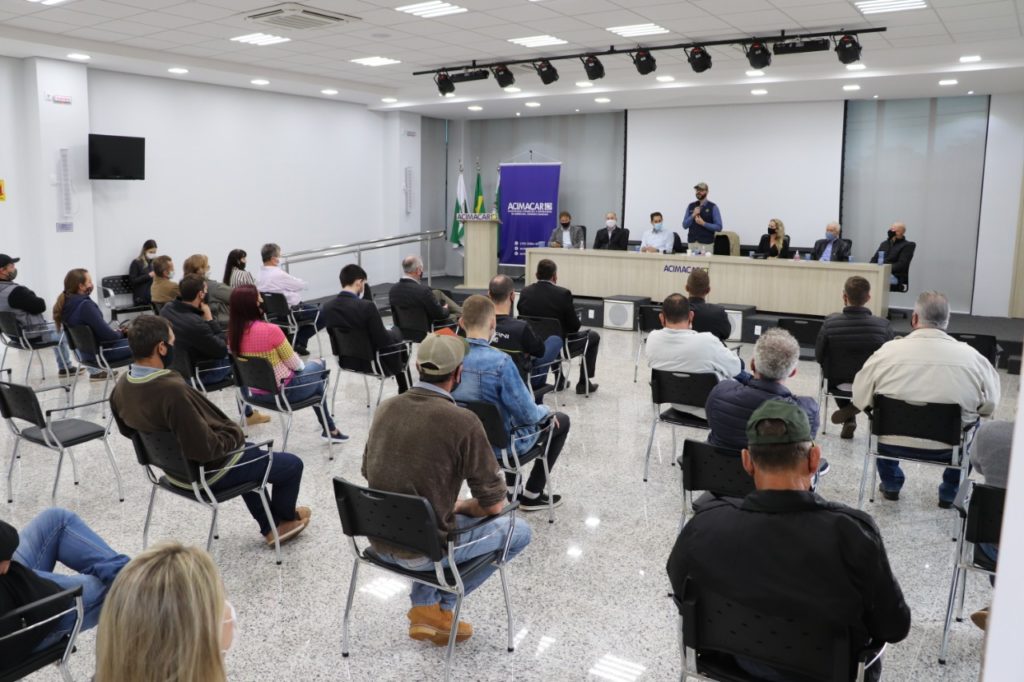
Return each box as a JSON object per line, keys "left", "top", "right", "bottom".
{"left": 688, "top": 46, "right": 712, "bottom": 73}
{"left": 581, "top": 54, "right": 605, "bottom": 80}
{"left": 632, "top": 49, "right": 657, "bottom": 75}
{"left": 746, "top": 42, "right": 771, "bottom": 70}
{"left": 435, "top": 71, "right": 455, "bottom": 96}
{"left": 835, "top": 34, "right": 862, "bottom": 65}
{"left": 492, "top": 64, "right": 515, "bottom": 88}
{"left": 534, "top": 59, "right": 559, "bottom": 85}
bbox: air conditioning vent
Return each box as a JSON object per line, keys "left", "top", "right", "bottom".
{"left": 244, "top": 3, "right": 360, "bottom": 31}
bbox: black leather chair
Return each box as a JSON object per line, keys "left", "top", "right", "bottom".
{"left": 327, "top": 326, "right": 410, "bottom": 411}
{"left": 100, "top": 274, "right": 152, "bottom": 322}
{"left": 949, "top": 332, "right": 1001, "bottom": 368}
{"left": 778, "top": 317, "right": 823, "bottom": 361}
{"left": 334, "top": 476, "right": 520, "bottom": 682}
{"left": 391, "top": 303, "right": 456, "bottom": 343}
{"left": 0, "top": 311, "right": 62, "bottom": 382}
{"left": 167, "top": 351, "right": 244, "bottom": 422}
{"left": 0, "top": 585, "right": 84, "bottom": 682}
{"left": 677, "top": 439, "right": 753, "bottom": 527}
{"left": 633, "top": 304, "right": 663, "bottom": 383}
{"left": 643, "top": 369, "right": 719, "bottom": 482}
{"left": 816, "top": 340, "right": 877, "bottom": 436}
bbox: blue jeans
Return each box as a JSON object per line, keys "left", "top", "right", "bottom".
{"left": 291, "top": 304, "right": 323, "bottom": 350}
{"left": 247, "top": 360, "right": 337, "bottom": 433}
{"left": 13, "top": 508, "right": 129, "bottom": 649}
{"left": 377, "top": 513, "right": 531, "bottom": 610}
{"left": 530, "top": 336, "right": 564, "bottom": 389}
{"left": 27, "top": 330, "right": 75, "bottom": 371}
{"left": 876, "top": 444, "right": 961, "bottom": 503}
{"left": 210, "top": 443, "right": 304, "bottom": 537}
{"left": 80, "top": 338, "right": 131, "bottom": 376}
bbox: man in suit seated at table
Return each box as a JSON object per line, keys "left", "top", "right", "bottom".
{"left": 548, "top": 211, "right": 585, "bottom": 249}
{"left": 685, "top": 269, "right": 731, "bottom": 342}
{"left": 517, "top": 259, "right": 600, "bottom": 395}
{"left": 811, "top": 222, "right": 851, "bottom": 262}
{"left": 321, "top": 264, "right": 409, "bottom": 394}
{"left": 593, "top": 212, "right": 629, "bottom": 251}
{"left": 875, "top": 222, "right": 915, "bottom": 288}
{"left": 388, "top": 255, "right": 461, "bottom": 326}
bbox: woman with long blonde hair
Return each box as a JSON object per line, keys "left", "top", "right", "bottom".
{"left": 756, "top": 218, "right": 792, "bottom": 259}
{"left": 95, "top": 542, "right": 234, "bottom": 682}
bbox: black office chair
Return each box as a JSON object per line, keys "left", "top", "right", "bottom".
{"left": 0, "top": 311, "right": 62, "bottom": 382}
{"left": 816, "top": 342, "right": 878, "bottom": 435}
{"left": 129, "top": 431, "right": 284, "bottom": 564}
{"left": 167, "top": 351, "right": 244, "bottom": 421}
{"left": 949, "top": 332, "right": 1001, "bottom": 368}
{"left": 857, "top": 395, "right": 967, "bottom": 509}
{"left": 520, "top": 315, "right": 593, "bottom": 398}
{"left": 778, "top": 317, "right": 823, "bottom": 361}
{"left": 65, "top": 324, "right": 133, "bottom": 413}
{"left": 633, "top": 304, "right": 663, "bottom": 383}
{"left": 459, "top": 400, "right": 557, "bottom": 523}
{"left": 675, "top": 577, "right": 885, "bottom": 682}
{"left": 676, "top": 439, "right": 753, "bottom": 527}
{"left": 327, "top": 327, "right": 410, "bottom": 411}
{"left": 391, "top": 303, "right": 456, "bottom": 343}
{"left": 100, "top": 274, "right": 152, "bottom": 322}
{"left": 260, "top": 291, "right": 323, "bottom": 357}
{"left": 0, "top": 585, "right": 84, "bottom": 682}
{"left": 334, "top": 477, "right": 520, "bottom": 682}
{"left": 0, "top": 375, "right": 123, "bottom": 505}
{"left": 939, "top": 481, "right": 1005, "bottom": 664}
{"left": 643, "top": 369, "right": 719, "bottom": 482}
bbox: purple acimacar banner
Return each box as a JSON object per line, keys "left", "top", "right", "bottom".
{"left": 499, "top": 162, "right": 561, "bottom": 265}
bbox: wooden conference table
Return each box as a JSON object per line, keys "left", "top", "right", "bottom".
{"left": 524, "top": 248, "right": 891, "bottom": 318}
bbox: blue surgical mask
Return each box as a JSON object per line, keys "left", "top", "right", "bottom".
{"left": 825, "top": 232, "right": 838, "bottom": 242}
{"left": 652, "top": 222, "right": 663, "bottom": 232}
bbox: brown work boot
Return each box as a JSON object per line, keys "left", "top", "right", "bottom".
{"left": 840, "top": 419, "right": 857, "bottom": 439}
{"left": 831, "top": 404, "right": 860, "bottom": 425}
{"left": 246, "top": 410, "right": 271, "bottom": 426}
{"left": 295, "top": 506, "right": 311, "bottom": 523}
{"left": 264, "top": 518, "right": 308, "bottom": 546}
{"left": 407, "top": 603, "right": 473, "bottom": 645}
{"left": 971, "top": 607, "right": 989, "bottom": 630}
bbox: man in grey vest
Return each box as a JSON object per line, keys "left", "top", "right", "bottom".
{"left": 0, "top": 254, "right": 79, "bottom": 376}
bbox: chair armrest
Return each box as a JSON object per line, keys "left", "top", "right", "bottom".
{"left": 35, "top": 383, "right": 72, "bottom": 397}
{"left": 863, "top": 642, "right": 888, "bottom": 670}
{"left": 0, "top": 586, "right": 83, "bottom": 643}
{"left": 46, "top": 396, "right": 108, "bottom": 416}
{"left": 952, "top": 478, "right": 973, "bottom": 517}
{"left": 447, "top": 502, "right": 520, "bottom": 540}
{"left": 202, "top": 439, "right": 275, "bottom": 475}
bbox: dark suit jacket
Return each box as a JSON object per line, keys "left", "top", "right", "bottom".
{"left": 593, "top": 226, "right": 630, "bottom": 251}
{"left": 811, "top": 238, "right": 851, "bottom": 262}
{"left": 688, "top": 297, "right": 731, "bottom": 341}
{"left": 876, "top": 238, "right": 916, "bottom": 286}
{"left": 756, "top": 234, "right": 792, "bottom": 259}
{"left": 321, "top": 291, "right": 403, "bottom": 373}
{"left": 517, "top": 280, "right": 580, "bottom": 336}
{"left": 159, "top": 300, "right": 226, "bottom": 363}
{"left": 387, "top": 277, "right": 448, "bottom": 323}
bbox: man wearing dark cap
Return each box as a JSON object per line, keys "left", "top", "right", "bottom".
{"left": 363, "top": 332, "right": 532, "bottom": 647}
{"left": 0, "top": 509, "right": 128, "bottom": 663}
{"left": 667, "top": 401, "right": 910, "bottom": 681}
{"left": 682, "top": 182, "right": 723, "bottom": 253}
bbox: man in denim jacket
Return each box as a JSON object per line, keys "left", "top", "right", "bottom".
{"left": 452, "top": 295, "right": 571, "bottom": 512}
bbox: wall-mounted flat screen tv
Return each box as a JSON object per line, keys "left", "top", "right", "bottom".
{"left": 89, "top": 134, "right": 145, "bottom": 180}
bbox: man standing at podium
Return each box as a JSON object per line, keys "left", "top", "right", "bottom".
{"left": 682, "top": 182, "right": 723, "bottom": 253}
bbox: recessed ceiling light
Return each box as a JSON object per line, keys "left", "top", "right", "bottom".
{"left": 656, "top": 75, "right": 675, "bottom": 83}
{"left": 968, "top": 90, "right": 975, "bottom": 95}
{"left": 846, "top": 64, "right": 866, "bottom": 71}
{"left": 745, "top": 69, "right": 764, "bottom": 77}
{"left": 27, "top": 0, "right": 71, "bottom": 5}
{"left": 231, "top": 32, "right": 290, "bottom": 46}
{"left": 467, "top": 105, "right": 482, "bottom": 111}
{"left": 395, "top": 1, "right": 467, "bottom": 18}
{"left": 320, "top": 88, "right": 338, "bottom": 95}
{"left": 66, "top": 53, "right": 90, "bottom": 61}
{"left": 504, "top": 86, "right": 521, "bottom": 93}
{"left": 515, "top": 112, "right": 521, "bottom": 116}
{"left": 939, "top": 79, "right": 958, "bottom": 86}
{"left": 959, "top": 55, "right": 981, "bottom": 64}
{"left": 167, "top": 67, "right": 188, "bottom": 74}
{"left": 351, "top": 56, "right": 401, "bottom": 67}
{"left": 575, "top": 108, "right": 580, "bottom": 112}
{"left": 855, "top": 0, "right": 927, "bottom": 14}
{"left": 751, "top": 88, "right": 768, "bottom": 95}
{"left": 873, "top": 94, "right": 879, "bottom": 98}
{"left": 574, "top": 81, "right": 594, "bottom": 88}
{"left": 381, "top": 97, "right": 399, "bottom": 103}
{"left": 606, "top": 23, "right": 668, "bottom": 38}
{"left": 594, "top": 97, "right": 611, "bottom": 103}
{"left": 524, "top": 101, "right": 541, "bottom": 107}
{"left": 443, "top": 92, "right": 455, "bottom": 98}
{"left": 843, "top": 84, "right": 861, "bottom": 91}
{"left": 250, "top": 79, "right": 270, "bottom": 85}
{"left": 509, "top": 35, "right": 567, "bottom": 48}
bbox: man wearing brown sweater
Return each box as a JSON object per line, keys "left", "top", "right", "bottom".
{"left": 110, "top": 315, "right": 309, "bottom": 547}
{"left": 363, "top": 332, "right": 531, "bottom": 646}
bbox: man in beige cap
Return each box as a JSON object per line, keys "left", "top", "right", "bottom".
{"left": 682, "top": 181, "right": 723, "bottom": 254}
{"left": 362, "top": 332, "right": 532, "bottom": 647}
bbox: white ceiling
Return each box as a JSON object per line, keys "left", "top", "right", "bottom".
{"left": 1, "top": 0, "right": 1024, "bottom": 117}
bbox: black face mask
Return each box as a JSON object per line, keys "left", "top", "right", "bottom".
{"left": 161, "top": 343, "right": 175, "bottom": 369}
{"left": 767, "top": 227, "right": 777, "bottom": 235}
{"left": 560, "top": 221, "right": 570, "bottom": 227}
{"left": 83, "top": 286, "right": 94, "bottom": 297}
{"left": 887, "top": 230, "right": 896, "bottom": 240}
{"left": 6, "top": 268, "right": 16, "bottom": 281}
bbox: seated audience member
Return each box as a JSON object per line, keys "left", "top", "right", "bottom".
{"left": 488, "top": 274, "right": 561, "bottom": 390}
{"left": 95, "top": 543, "right": 233, "bottom": 682}
{"left": 223, "top": 248, "right": 255, "bottom": 288}
{"left": 850, "top": 291, "right": 1000, "bottom": 507}
{"left": 706, "top": 328, "right": 823, "bottom": 472}
{"left": 683, "top": 182, "right": 723, "bottom": 253}
{"left": 593, "top": 211, "right": 629, "bottom": 250}
{"left": 453, "top": 295, "right": 571, "bottom": 510}
{"left": 639, "top": 212, "right": 675, "bottom": 254}
{"left": 812, "top": 222, "right": 851, "bottom": 262}
{"left": 183, "top": 254, "right": 232, "bottom": 326}
{"left": 517, "top": 259, "right": 600, "bottom": 394}
{"left": 389, "top": 255, "right": 462, "bottom": 325}
{"left": 0, "top": 508, "right": 129, "bottom": 666}
{"left": 815, "top": 276, "right": 893, "bottom": 439}
{"left": 320, "top": 264, "right": 409, "bottom": 394}
{"left": 646, "top": 294, "right": 743, "bottom": 418}
{"left": 228, "top": 285, "right": 348, "bottom": 443}
{"left": 53, "top": 268, "right": 131, "bottom": 381}
{"left": 548, "top": 211, "right": 585, "bottom": 249}
{"left": 667, "top": 401, "right": 910, "bottom": 682}
{"left": 257, "top": 243, "right": 323, "bottom": 356}
{"left": 111, "top": 315, "right": 311, "bottom": 544}
{"left": 0, "top": 254, "right": 79, "bottom": 377}
{"left": 685, "top": 269, "right": 731, "bottom": 342}
{"left": 127, "top": 239, "right": 158, "bottom": 305}
{"left": 149, "top": 255, "right": 179, "bottom": 307}
{"left": 160, "top": 274, "right": 269, "bottom": 425}
{"left": 756, "top": 218, "right": 792, "bottom": 259}
{"left": 875, "top": 222, "right": 916, "bottom": 287}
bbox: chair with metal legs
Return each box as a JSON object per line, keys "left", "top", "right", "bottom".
{"left": 65, "top": 324, "right": 132, "bottom": 416}
{"left": 391, "top": 303, "right": 457, "bottom": 344}
{"left": 128, "top": 431, "right": 283, "bottom": 564}
{"left": 0, "top": 312, "right": 62, "bottom": 383}
{"left": 0, "top": 585, "right": 84, "bottom": 682}
{"left": 260, "top": 291, "right": 324, "bottom": 357}
{"left": 519, "top": 316, "right": 589, "bottom": 400}
{"left": 167, "top": 351, "right": 245, "bottom": 423}
{"left": 676, "top": 439, "right": 753, "bottom": 529}
{"left": 633, "top": 304, "right": 663, "bottom": 383}
{"left": 327, "top": 327, "right": 411, "bottom": 412}
{"left": 0, "top": 376, "right": 123, "bottom": 505}
{"left": 642, "top": 369, "right": 719, "bottom": 482}
{"left": 333, "top": 476, "right": 520, "bottom": 682}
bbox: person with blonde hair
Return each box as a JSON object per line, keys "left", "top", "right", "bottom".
{"left": 183, "top": 253, "right": 232, "bottom": 325}
{"left": 95, "top": 542, "right": 234, "bottom": 682}
{"left": 756, "top": 218, "right": 792, "bottom": 259}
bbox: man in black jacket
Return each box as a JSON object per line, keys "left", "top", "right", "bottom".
{"left": 685, "top": 269, "right": 731, "bottom": 342}
{"left": 592, "top": 211, "right": 630, "bottom": 250}
{"left": 388, "top": 255, "right": 461, "bottom": 330}
{"left": 321, "top": 264, "right": 409, "bottom": 393}
{"left": 489, "top": 274, "right": 562, "bottom": 389}
{"left": 667, "top": 401, "right": 910, "bottom": 682}
{"left": 0, "top": 254, "right": 78, "bottom": 376}
{"left": 815, "top": 276, "right": 894, "bottom": 439}
{"left": 517, "top": 259, "right": 599, "bottom": 394}
{"left": 811, "top": 222, "right": 851, "bottom": 262}
{"left": 875, "top": 222, "right": 916, "bottom": 287}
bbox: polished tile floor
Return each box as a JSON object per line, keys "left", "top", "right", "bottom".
{"left": 3, "top": 324, "right": 1016, "bottom": 681}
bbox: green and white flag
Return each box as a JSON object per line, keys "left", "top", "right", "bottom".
{"left": 450, "top": 171, "right": 468, "bottom": 248}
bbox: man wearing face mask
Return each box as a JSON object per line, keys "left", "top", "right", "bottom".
{"left": 593, "top": 211, "right": 630, "bottom": 250}
{"left": 640, "top": 211, "right": 676, "bottom": 254}
{"left": 875, "top": 222, "right": 916, "bottom": 287}
{"left": 682, "top": 182, "right": 723, "bottom": 253}
{"left": 812, "top": 222, "right": 851, "bottom": 262}
{"left": 452, "top": 296, "right": 571, "bottom": 512}
{"left": 548, "top": 211, "right": 585, "bottom": 249}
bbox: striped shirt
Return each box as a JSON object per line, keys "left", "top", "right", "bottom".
{"left": 229, "top": 268, "right": 256, "bottom": 288}
{"left": 238, "top": 320, "right": 303, "bottom": 392}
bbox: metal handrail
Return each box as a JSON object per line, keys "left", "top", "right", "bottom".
{"left": 280, "top": 230, "right": 446, "bottom": 286}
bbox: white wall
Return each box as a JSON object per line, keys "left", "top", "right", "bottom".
{"left": 0, "top": 57, "right": 26, "bottom": 265}
{"left": 625, "top": 102, "right": 844, "bottom": 249}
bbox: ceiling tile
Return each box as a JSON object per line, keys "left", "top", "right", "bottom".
{"left": 165, "top": 43, "right": 225, "bottom": 55}
{"left": 160, "top": 2, "right": 235, "bottom": 21}
{"left": 92, "top": 17, "right": 167, "bottom": 35}
{"left": 937, "top": 0, "right": 1016, "bottom": 22}
{"left": 4, "top": 15, "right": 80, "bottom": 32}
{"left": 68, "top": 0, "right": 146, "bottom": 19}
{"left": 29, "top": 7, "right": 110, "bottom": 26}
{"left": 778, "top": 3, "right": 863, "bottom": 24}
{"left": 128, "top": 11, "right": 204, "bottom": 29}
{"left": 64, "top": 26, "right": 133, "bottom": 40}
{"left": 692, "top": 0, "right": 777, "bottom": 13}
{"left": 116, "top": 35, "right": 180, "bottom": 48}
{"left": 106, "top": 0, "right": 184, "bottom": 9}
